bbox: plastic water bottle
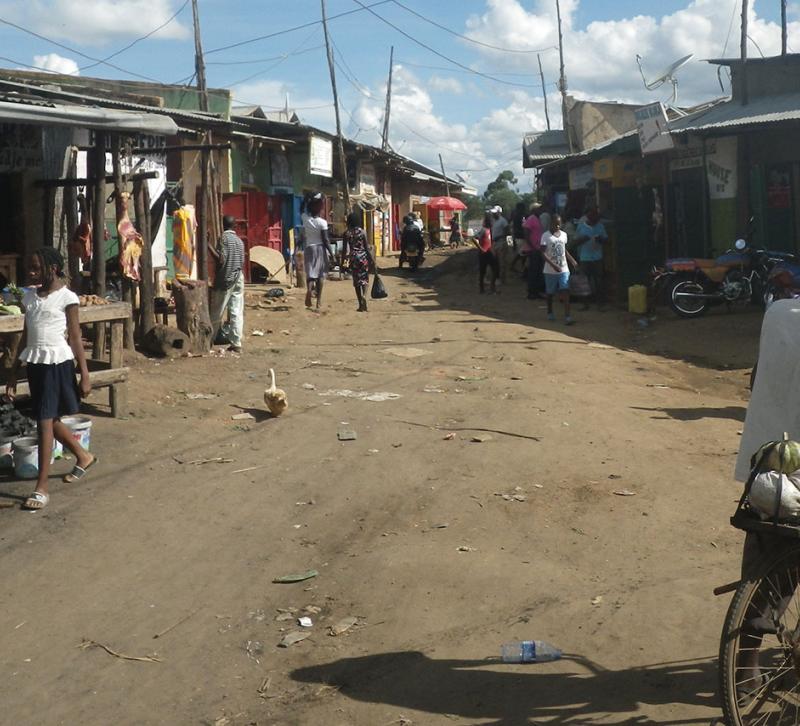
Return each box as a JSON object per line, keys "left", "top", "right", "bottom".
{"left": 501, "top": 640, "right": 562, "bottom": 663}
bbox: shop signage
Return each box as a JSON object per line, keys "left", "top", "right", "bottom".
{"left": 706, "top": 136, "right": 737, "bottom": 200}
{"left": 568, "top": 163, "right": 594, "bottom": 190}
{"left": 635, "top": 102, "right": 674, "bottom": 155}
{"left": 0, "top": 123, "right": 42, "bottom": 172}
{"left": 309, "top": 135, "right": 333, "bottom": 177}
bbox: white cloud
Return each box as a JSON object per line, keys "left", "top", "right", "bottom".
{"left": 428, "top": 75, "right": 464, "bottom": 95}
{"left": 32, "top": 53, "right": 79, "bottom": 75}
{"left": 0, "top": 0, "right": 189, "bottom": 43}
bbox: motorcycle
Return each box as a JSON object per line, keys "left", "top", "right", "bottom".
{"left": 652, "top": 239, "right": 795, "bottom": 318}
{"left": 763, "top": 260, "right": 800, "bottom": 308}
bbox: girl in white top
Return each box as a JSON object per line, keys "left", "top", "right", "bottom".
{"left": 7, "top": 248, "right": 96, "bottom": 510}
{"left": 541, "top": 214, "right": 578, "bottom": 325}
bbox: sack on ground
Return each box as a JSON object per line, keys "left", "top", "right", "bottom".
{"left": 371, "top": 275, "right": 388, "bottom": 300}
{"left": 569, "top": 272, "right": 591, "bottom": 297}
{"left": 748, "top": 470, "right": 800, "bottom": 521}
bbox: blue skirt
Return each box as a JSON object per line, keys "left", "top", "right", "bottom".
{"left": 27, "top": 360, "right": 81, "bottom": 421}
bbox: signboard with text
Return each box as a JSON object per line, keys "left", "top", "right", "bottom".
{"left": 635, "top": 102, "right": 674, "bottom": 155}
{"left": 309, "top": 135, "right": 333, "bottom": 177}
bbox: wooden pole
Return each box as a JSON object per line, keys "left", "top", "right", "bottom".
{"left": 321, "top": 0, "right": 351, "bottom": 212}
{"left": 133, "top": 179, "right": 156, "bottom": 337}
{"left": 192, "top": 0, "right": 211, "bottom": 281}
{"left": 381, "top": 45, "right": 394, "bottom": 152}
{"left": 782, "top": 0, "right": 788, "bottom": 56}
{"left": 438, "top": 154, "right": 451, "bottom": 199}
{"left": 110, "top": 136, "right": 135, "bottom": 351}
{"left": 741, "top": 0, "right": 749, "bottom": 106}
{"left": 538, "top": 53, "right": 551, "bottom": 131}
{"left": 63, "top": 151, "right": 79, "bottom": 291}
{"left": 555, "top": 0, "right": 572, "bottom": 151}
{"left": 91, "top": 131, "right": 107, "bottom": 356}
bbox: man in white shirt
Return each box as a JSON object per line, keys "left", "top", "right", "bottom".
{"left": 541, "top": 214, "right": 578, "bottom": 325}
{"left": 489, "top": 206, "right": 511, "bottom": 285}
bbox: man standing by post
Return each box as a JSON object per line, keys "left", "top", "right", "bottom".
{"left": 490, "top": 205, "right": 510, "bottom": 286}
{"left": 209, "top": 215, "right": 245, "bottom": 353}
{"left": 575, "top": 207, "right": 607, "bottom": 310}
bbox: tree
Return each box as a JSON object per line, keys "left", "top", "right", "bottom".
{"left": 465, "top": 170, "right": 535, "bottom": 223}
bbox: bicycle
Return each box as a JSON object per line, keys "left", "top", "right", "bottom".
{"left": 718, "top": 448, "right": 800, "bottom": 725}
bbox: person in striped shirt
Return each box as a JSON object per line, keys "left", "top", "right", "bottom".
{"left": 209, "top": 215, "right": 245, "bottom": 353}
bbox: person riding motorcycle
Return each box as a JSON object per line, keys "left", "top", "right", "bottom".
{"left": 400, "top": 215, "right": 425, "bottom": 269}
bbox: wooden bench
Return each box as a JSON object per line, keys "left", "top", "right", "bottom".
{"left": 0, "top": 302, "right": 131, "bottom": 418}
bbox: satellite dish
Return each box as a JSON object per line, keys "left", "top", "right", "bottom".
{"left": 636, "top": 53, "right": 693, "bottom": 106}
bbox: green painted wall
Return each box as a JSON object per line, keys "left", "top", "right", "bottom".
{"left": 709, "top": 199, "right": 738, "bottom": 256}
{"left": 231, "top": 145, "right": 270, "bottom": 192}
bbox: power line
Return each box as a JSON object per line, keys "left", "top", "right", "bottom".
{"left": 348, "top": 0, "right": 538, "bottom": 89}
{"left": 0, "top": 16, "right": 167, "bottom": 83}
{"left": 391, "top": 0, "right": 557, "bottom": 55}
{"left": 206, "top": 0, "right": 392, "bottom": 55}
{"left": 397, "top": 58, "right": 541, "bottom": 78}
{"left": 225, "top": 30, "right": 321, "bottom": 87}
{"left": 78, "top": 0, "right": 190, "bottom": 73}
{"left": 395, "top": 119, "right": 478, "bottom": 159}
{"left": 0, "top": 55, "right": 62, "bottom": 74}
{"left": 207, "top": 45, "right": 323, "bottom": 66}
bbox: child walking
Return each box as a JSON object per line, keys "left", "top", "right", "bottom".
{"left": 7, "top": 248, "right": 96, "bottom": 510}
{"left": 541, "top": 214, "right": 578, "bottom": 325}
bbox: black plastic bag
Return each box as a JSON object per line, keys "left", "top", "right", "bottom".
{"left": 371, "top": 274, "right": 388, "bottom": 300}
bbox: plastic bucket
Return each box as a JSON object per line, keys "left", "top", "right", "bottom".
{"left": 0, "top": 436, "right": 14, "bottom": 469}
{"left": 12, "top": 437, "right": 57, "bottom": 479}
{"left": 62, "top": 415, "right": 92, "bottom": 451}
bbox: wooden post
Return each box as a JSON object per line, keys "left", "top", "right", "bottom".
{"left": 91, "top": 132, "right": 107, "bottom": 357}
{"left": 198, "top": 148, "right": 209, "bottom": 281}
{"left": 439, "top": 154, "right": 450, "bottom": 198}
{"left": 321, "top": 0, "right": 351, "bottom": 212}
{"left": 538, "top": 53, "right": 551, "bottom": 131}
{"left": 556, "top": 0, "right": 572, "bottom": 152}
{"left": 741, "top": 0, "right": 749, "bottom": 106}
{"left": 109, "top": 320, "right": 127, "bottom": 418}
{"left": 110, "top": 137, "right": 135, "bottom": 351}
{"left": 133, "top": 179, "right": 156, "bottom": 337}
{"left": 63, "top": 152, "right": 79, "bottom": 291}
{"left": 381, "top": 45, "right": 394, "bottom": 151}
{"left": 782, "top": 0, "right": 788, "bottom": 56}
{"left": 173, "top": 279, "right": 213, "bottom": 354}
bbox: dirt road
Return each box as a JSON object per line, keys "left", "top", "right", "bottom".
{"left": 0, "top": 249, "right": 759, "bottom": 725}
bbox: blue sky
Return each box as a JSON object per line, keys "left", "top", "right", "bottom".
{"left": 0, "top": 1, "right": 796, "bottom": 188}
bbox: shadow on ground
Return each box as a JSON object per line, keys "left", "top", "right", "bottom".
{"left": 631, "top": 405, "right": 747, "bottom": 422}
{"left": 383, "top": 249, "right": 762, "bottom": 372}
{"left": 291, "top": 651, "right": 718, "bottom": 725}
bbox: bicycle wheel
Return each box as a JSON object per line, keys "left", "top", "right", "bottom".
{"left": 720, "top": 542, "right": 800, "bottom": 725}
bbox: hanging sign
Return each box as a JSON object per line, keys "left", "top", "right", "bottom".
{"left": 635, "top": 102, "right": 674, "bottom": 155}
{"left": 309, "top": 135, "right": 333, "bottom": 177}
{"left": 706, "top": 136, "right": 737, "bottom": 200}
{"left": 568, "top": 163, "right": 594, "bottom": 190}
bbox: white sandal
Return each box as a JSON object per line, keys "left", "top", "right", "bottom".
{"left": 23, "top": 491, "right": 49, "bottom": 510}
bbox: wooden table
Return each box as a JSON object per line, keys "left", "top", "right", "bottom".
{"left": 0, "top": 302, "right": 131, "bottom": 418}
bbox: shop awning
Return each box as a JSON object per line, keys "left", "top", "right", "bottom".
{"left": 0, "top": 99, "right": 179, "bottom": 135}
{"left": 669, "top": 92, "right": 800, "bottom": 134}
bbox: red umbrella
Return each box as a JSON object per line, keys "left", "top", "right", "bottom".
{"left": 426, "top": 196, "right": 467, "bottom": 211}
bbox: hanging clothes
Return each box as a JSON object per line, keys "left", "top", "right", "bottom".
{"left": 70, "top": 193, "right": 92, "bottom": 265}
{"left": 117, "top": 191, "right": 143, "bottom": 281}
{"left": 172, "top": 204, "right": 196, "bottom": 279}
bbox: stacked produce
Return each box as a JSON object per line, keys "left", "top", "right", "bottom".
{"left": 748, "top": 439, "right": 800, "bottom": 520}
{"left": 78, "top": 295, "right": 109, "bottom": 307}
{"left": 0, "top": 401, "right": 35, "bottom": 440}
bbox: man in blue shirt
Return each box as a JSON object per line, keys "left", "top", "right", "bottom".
{"left": 575, "top": 207, "right": 608, "bottom": 309}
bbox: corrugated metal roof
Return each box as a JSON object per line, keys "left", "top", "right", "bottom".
{"left": 522, "top": 129, "right": 570, "bottom": 167}
{"left": 537, "top": 130, "right": 639, "bottom": 169}
{"left": 669, "top": 92, "right": 800, "bottom": 133}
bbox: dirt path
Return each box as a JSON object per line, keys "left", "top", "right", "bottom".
{"left": 0, "top": 249, "right": 758, "bottom": 725}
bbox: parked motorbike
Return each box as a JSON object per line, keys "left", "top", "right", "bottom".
{"left": 763, "top": 260, "right": 800, "bottom": 308}
{"left": 652, "top": 239, "right": 796, "bottom": 318}
{"left": 399, "top": 242, "right": 423, "bottom": 271}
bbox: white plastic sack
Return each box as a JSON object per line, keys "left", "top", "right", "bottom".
{"left": 749, "top": 470, "right": 800, "bottom": 520}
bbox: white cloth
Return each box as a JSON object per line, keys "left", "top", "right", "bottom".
{"left": 302, "top": 215, "right": 328, "bottom": 247}
{"left": 210, "top": 272, "right": 244, "bottom": 348}
{"left": 20, "top": 286, "right": 80, "bottom": 365}
{"left": 541, "top": 230, "right": 569, "bottom": 274}
{"left": 735, "top": 300, "right": 800, "bottom": 480}
{"left": 413, "top": 218, "right": 424, "bottom": 232}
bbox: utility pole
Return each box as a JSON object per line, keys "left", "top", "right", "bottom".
{"left": 555, "top": 0, "right": 572, "bottom": 151}
{"left": 192, "top": 0, "right": 210, "bottom": 280}
{"left": 741, "top": 0, "right": 749, "bottom": 105}
{"left": 438, "top": 154, "right": 450, "bottom": 198}
{"left": 381, "top": 45, "right": 394, "bottom": 152}
{"left": 782, "top": 0, "right": 788, "bottom": 56}
{"left": 538, "top": 53, "right": 551, "bottom": 131}
{"left": 321, "top": 0, "right": 350, "bottom": 213}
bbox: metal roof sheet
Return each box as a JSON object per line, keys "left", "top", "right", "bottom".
{"left": 669, "top": 92, "right": 800, "bottom": 133}
{"left": 522, "top": 129, "right": 570, "bottom": 167}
